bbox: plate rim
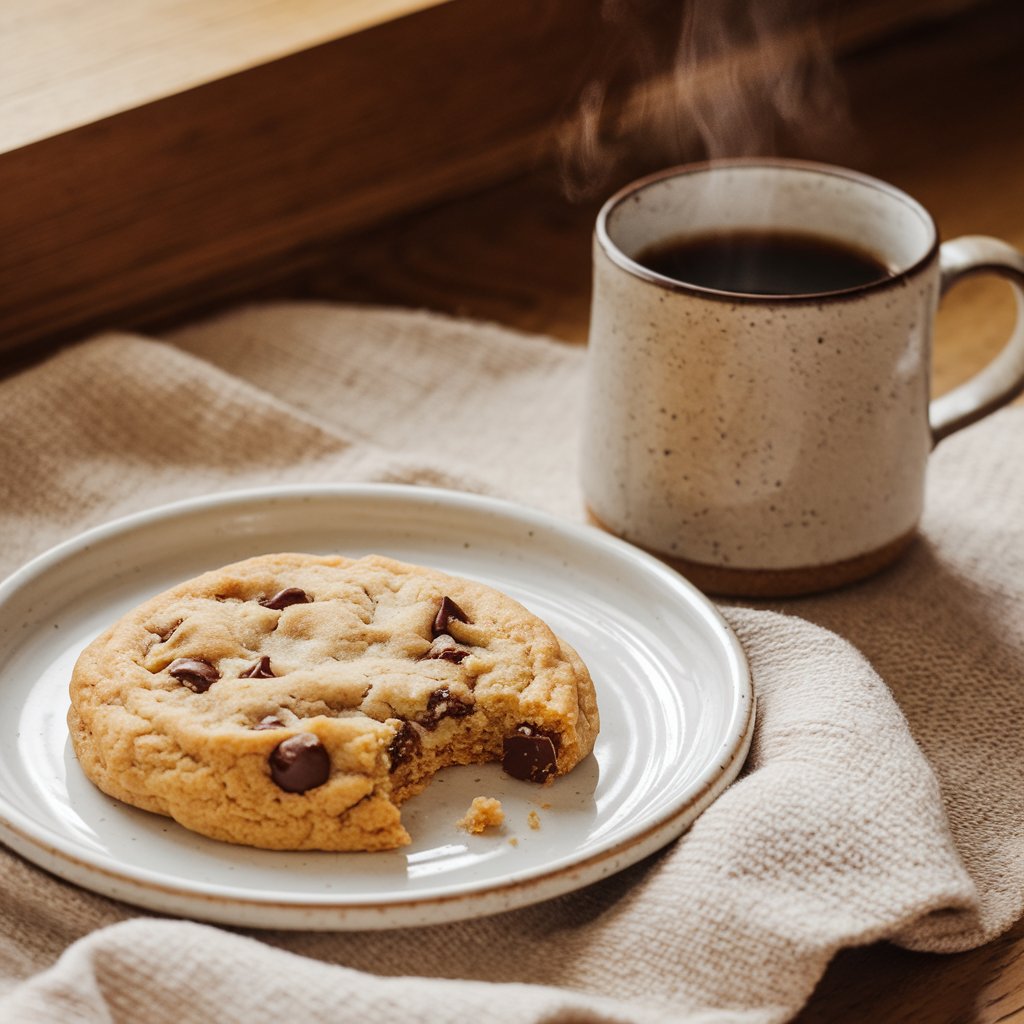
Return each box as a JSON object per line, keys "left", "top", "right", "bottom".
{"left": 0, "top": 483, "right": 754, "bottom": 926}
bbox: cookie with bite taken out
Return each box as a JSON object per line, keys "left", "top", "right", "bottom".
{"left": 68, "top": 553, "right": 599, "bottom": 850}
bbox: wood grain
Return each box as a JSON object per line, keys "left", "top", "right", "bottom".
{"left": 800, "top": 916, "right": 1024, "bottom": 1023}
{"left": 0, "top": 0, "right": 443, "bottom": 151}
{"left": 0, "top": 0, "right": 638, "bottom": 356}
{"left": 0, "top": 0, "right": 999, "bottom": 361}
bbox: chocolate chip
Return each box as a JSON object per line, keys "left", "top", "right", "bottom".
{"left": 419, "top": 687, "right": 474, "bottom": 730}
{"left": 433, "top": 596, "right": 469, "bottom": 636}
{"left": 514, "top": 723, "right": 560, "bottom": 745}
{"left": 240, "top": 655, "right": 275, "bottom": 679}
{"left": 269, "top": 733, "right": 330, "bottom": 792}
{"left": 387, "top": 721, "right": 421, "bottom": 772}
{"left": 253, "top": 715, "right": 285, "bottom": 731}
{"left": 423, "top": 634, "right": 470, "bottom": 663}
{"left": 260, "top": 587, "right": 310, "bottom": 611}
{"left": 168, "top": 657, "right": 220, "bottom": 693}
{"left": 502, "top": 724, "right": 559, "bottom": 783}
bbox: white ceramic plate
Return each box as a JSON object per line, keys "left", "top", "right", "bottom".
{"left": 0, "top": 485, "right": 752, "bottom": 930}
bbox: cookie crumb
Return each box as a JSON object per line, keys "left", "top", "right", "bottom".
{"left": 508, "top": 837, "right": 519, "bottom": 847}
{"left": 540, "top": 802, "right": 552, "bottom": 810}
{"left": 527, "top": 810, "right": 541, "bottom": 831}
{"left": 458, "top": 797, "right": 504, "bottom": 834}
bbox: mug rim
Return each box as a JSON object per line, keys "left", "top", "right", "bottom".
{"left": 595, "top": 158, "right": 940, "bottom": 305}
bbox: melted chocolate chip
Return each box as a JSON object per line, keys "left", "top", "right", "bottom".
{"left": 419, "top": 687, "right": 475, "bottom": 730}
{"left": 260, "top": 587, "right": 310, "bottom": 611}
{"left": 269, "top": 733, "right": 330, "bottom": 792}
{"left": 424, "top": 634, "right": 470, "bottom": 663}
{"left": 433, "top": 596, "right": 469, "bottom": 637}
{"left": 240, "top": 655, "right": 275, "bottom": 679}
{"left": 168, "top": 657, "right": 220, "bottom": 693}
{"left": 387, "top": 721, "right": 422, "bottom": 772}
{"left": 502, "top": 724, "right": 559, "bottom": 783}
{"left": 253, "top": 715, "right": 285, "bottom": 731}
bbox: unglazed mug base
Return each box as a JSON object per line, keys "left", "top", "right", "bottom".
{"left": 587, "top": 506, "right": 918, "bottom": 598}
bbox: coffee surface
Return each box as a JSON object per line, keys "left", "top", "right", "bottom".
{"left": 637, "top": 230, "right": 891, "bottom": 296}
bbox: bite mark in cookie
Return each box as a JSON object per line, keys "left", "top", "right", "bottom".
{"left": 387, "top": 721, "right": 422, "bottom": 772}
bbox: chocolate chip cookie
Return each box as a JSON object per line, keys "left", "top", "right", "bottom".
{"left": 68, "top": 553, "right": 600, "bottom": 851}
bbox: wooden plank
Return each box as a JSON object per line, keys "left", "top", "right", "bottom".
{"left": 0, "top": 0, "right": 1003, "bottom": 359}
{"left": 0, "top": 0, "right": 446, "bottom": 152}
{"left": 800, "top": 915, "right": 1024, "bottom": 1024}
{"left": 0, "top": 0, "right": 985, "bottom": 156}
{"left": 0, "top": 0, "right": 619, "bottom": 354}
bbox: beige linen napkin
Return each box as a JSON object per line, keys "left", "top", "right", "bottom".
{"left": 0, "top": 303, "right": 1020, "bottom": 1023}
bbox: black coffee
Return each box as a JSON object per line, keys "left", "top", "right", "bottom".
{"left": 636, "top": 229, "right": 891, "bottom": 296}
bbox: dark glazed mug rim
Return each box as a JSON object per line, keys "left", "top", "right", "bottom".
{"left": 595, "top": 158, "right": 940, "bottom": 305}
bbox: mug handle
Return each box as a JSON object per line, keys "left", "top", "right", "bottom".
{"left": 930, "top": 235, "right": 1024, "bottom": 443}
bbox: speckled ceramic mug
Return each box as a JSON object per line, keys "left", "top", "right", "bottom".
{"left": 582, "top": 159, "right": 1024, "bottom": 596}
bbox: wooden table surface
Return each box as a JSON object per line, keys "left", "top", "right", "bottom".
{"left": 246, "top": 3, "right": 1021, "bottom": 1020}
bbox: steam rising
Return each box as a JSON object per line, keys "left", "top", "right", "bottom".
{"left": 558, "top": 0, "right": 851, "bottom": 199}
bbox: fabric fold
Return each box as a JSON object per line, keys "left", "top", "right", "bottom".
{"left": 0, "top": 303, "right": 1020, "bottom": 1023}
